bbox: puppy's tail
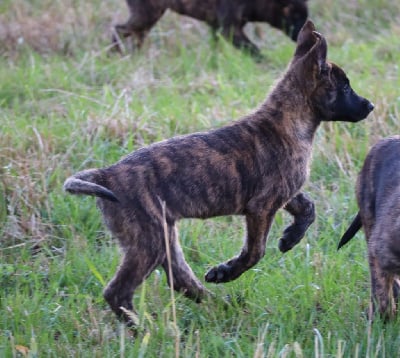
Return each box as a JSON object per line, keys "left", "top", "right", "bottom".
{"left": 337, "top": 212, "right": 362, "bottom": 250}
{"left": 63, "top": 169, "right": 119, "bottom": 202}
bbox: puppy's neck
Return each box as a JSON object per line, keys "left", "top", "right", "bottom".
{"left": 254, "top": 80, "right": 320, "bottom": 143}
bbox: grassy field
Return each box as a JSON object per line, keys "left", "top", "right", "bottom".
{"left": 1, "top": 0, "right": 399, "bottom": 356}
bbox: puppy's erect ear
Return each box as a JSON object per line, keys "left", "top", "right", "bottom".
{"left": 293, "top": 20, "right": 317, "bottom": 59}
{"left": 310, "top": 31, "right": 327, "bottom": 70}
{"left": 292, "top": 22, "right": 328, "bottom": 76}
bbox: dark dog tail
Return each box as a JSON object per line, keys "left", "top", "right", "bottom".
{"left": 63, "top": 168, "right": 119, "bottom": 202}
{"left": 337, "top": 212, "right": 362, "bottom": 250}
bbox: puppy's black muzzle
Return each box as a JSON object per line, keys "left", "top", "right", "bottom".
{"left": 332, "top": 90, "right": 375, "bottom": 122}
{"left": 356, "top": 97, "right": 375, "bottom": 122}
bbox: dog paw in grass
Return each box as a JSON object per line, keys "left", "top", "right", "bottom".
{"left": 205, "top": 263, "right": 233, "bottom": 283}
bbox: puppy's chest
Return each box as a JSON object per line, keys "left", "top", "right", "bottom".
{"left": 278, "top": 150, "right": 312, "bottom": 199}
{"left": 268, "top": 143, "right": 312, "bottom": 183}
{"left": 277, "top": 159, "right": 310, "bottom": 195}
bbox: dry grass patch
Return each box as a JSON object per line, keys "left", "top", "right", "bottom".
{"left": 0, "top": 0, "right": 118, "bottom": 57}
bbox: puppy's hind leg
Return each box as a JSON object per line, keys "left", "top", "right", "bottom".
{"left": 103, "top": 227, "right": 166, "bottom": 324}
{"left": 278, "top": 192, "right": 315, "bottom": 253}
{"left": 369, "top": 222, "right": 400, "bottom": 319}
{"left": 162, "top": 224, "right": 208, "bottom": 302}
{"left": 368, "top": 252, "right": 396, "bottom": 320}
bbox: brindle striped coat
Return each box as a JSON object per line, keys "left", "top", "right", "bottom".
{"left": 65, "top": 20, "right": 374, "bottom": 323}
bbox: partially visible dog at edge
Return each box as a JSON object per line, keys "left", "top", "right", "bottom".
{"left": 64, "top": 20, "right": 374, "bottom": 324}
{"left": 111, "top": 0, "right": 308, "bottom": 58}
{"left": 338, "top": 136, "right": 400, "bottom": 320}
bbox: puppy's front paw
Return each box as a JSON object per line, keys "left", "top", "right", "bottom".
{"left": 278, "top": 237, "right": 293, "bottom": 253}
{"left": 278, "top": 223, "right": 306, "bottom": 253}
{"left": 205, "top": 264, "right": 233, "bottom": 283}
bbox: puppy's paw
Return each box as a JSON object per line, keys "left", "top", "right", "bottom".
{"left": 278, "top": 237, "right": 293, "bottom": 253}
{"left": 278, "top": 223, "right": 306, "bottom": 253}
{"left": 205, "top": 264, "right": 233, "bottom": 283}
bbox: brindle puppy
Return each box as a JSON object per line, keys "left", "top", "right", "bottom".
{"left": 65, "top": 20, "right": 374, "bottom": 323}
{"left": 338, "top": 136, "right": 400, "bottom": 320}
{"left": 112, "top": 0, "right": 308, "bottom": 57}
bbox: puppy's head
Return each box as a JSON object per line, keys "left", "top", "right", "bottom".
{"left": 313, "top": 63, "right": 374, "bottom": 122}
{"left": 290, "top": 20, "right": 374, "bottom": 122}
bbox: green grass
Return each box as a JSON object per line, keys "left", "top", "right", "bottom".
{"left": 1, "top": 0, "right": 400, "bottom": 356}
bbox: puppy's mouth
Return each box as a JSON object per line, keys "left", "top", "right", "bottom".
{"left": 367, "top": 101, "right": 375, "bottom": 113}
{"left": 356, "top": 100, "right": 375, "bottom": 121}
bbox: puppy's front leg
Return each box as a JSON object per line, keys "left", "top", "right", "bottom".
{"left": 278, "top": 192, "right": 315, "bottom": 253}
{"left": 205, "top": 212, "right": 274, "bottom": 283}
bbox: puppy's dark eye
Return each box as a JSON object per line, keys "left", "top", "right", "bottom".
{"left": 342, "top": 83, "right": 350, "bottom": 93}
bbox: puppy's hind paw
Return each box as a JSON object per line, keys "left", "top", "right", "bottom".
{"left": 205, "top": 263, "right": 233, "bottom": 283}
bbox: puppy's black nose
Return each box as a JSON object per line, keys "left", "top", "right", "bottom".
{"left": 367, "top": 101, "right": 374, "bottom": 112}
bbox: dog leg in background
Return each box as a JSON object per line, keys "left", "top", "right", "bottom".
{"left": 219, "top": 25, "right": 262, "bottom": 58}
{"left": 278, "top": 192, "right": 316, "bottom": 253}
{"left": 368, "top": 210, "right": 400, "bottom": 319}
{"left": 368, "top": 252, "right": 397, "bottom": 320}
{"left": 161, "top": 224, "right": 208, "bottom": 301}
{"left": 112, "top": 4, "right": 166, "bottom": 52}
{"left": 216, "top": 21, "right": 262, "bottom": 59}
{"left": 216, "top": 3, "right": 261, "bottom": 58}
{"left": 205, "top": 211, "right": 276, "bottom": 283}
